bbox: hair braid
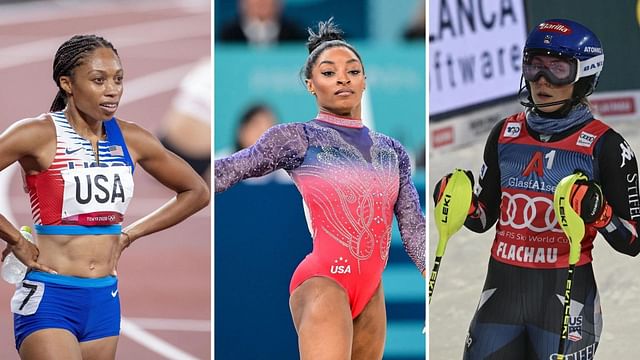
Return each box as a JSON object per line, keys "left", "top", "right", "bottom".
{"left": 50, "top": 35, "right": 118, "bottom": 112}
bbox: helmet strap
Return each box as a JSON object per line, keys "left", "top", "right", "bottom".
{"left": 519, "top": 78, "right": 579, "bottom": 118}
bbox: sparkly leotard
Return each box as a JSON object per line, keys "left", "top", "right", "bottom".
{"left": 215, "top": 112, "right": 425, "bottom": 318}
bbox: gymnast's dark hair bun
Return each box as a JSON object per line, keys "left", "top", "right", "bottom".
{"left": 300, "top": 18, "right": 363, "bottom": 80}
{"left": 306, "top": 18, "right": 345, "bottom": 54}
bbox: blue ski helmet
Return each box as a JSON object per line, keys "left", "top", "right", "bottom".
{"left": 523, "top": 19, "right": 604, "bottom": 97}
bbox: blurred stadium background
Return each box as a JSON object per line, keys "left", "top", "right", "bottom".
{"left": 429, "top": 0, "right": 640, "bottom": 358}
{"left": 214, "top": 0, "right": 426, "bottom": 359}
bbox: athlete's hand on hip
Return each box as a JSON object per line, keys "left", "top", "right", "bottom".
{"left": 569, "top": 179, "right": 612, "bottom": 228}
{"left": 111, "top": 231, "right": 133, "bottom": 276}
{"left": 433, "top": 170, "right": 478, "bottom": 216}
{"left": 2, "top": 237, "right": 57, "bottom": 274}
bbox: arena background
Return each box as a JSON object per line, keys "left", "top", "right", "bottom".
{"left": 0, "top": 1, "right": 211, "bottom": 359}
{"left": 214, "top": 0, "right": 426, "bottom": 359}
{"left": 429, "top": 0, "right": 640, "bottom": 358}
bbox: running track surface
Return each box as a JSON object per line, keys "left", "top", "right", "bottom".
{"left": 0, "top": 1, "right": 211, "bottom": 359}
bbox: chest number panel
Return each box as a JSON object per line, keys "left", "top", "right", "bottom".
{"left": 523, "top": 150, "right": 556, "bottom": 177}
{"left": 61, "top": 165, "right": 134, "bottom": 218}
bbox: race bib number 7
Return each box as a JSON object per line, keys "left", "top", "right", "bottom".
{"left": 11, "top": 280, "right": 45, "bottom": 316}
{"left": 61, "top": 166, "right": 134, "bottom": 219}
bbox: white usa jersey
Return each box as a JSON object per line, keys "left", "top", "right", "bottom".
{"left": 24, "top": 111, "right": 134, "bottom": 232}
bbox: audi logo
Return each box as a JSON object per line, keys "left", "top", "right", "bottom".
{"left": 500, "top": 192, "right": 563, "bottom": 233}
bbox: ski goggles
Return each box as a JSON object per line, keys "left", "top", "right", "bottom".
{"left": 522, "top": 52, "right": 604, "bottom": 86}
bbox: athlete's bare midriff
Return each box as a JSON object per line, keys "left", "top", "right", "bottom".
{"left": 35, "top": 234, "right": 119, "bottom": 278}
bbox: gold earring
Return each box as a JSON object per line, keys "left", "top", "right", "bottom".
{"left": 310, "top": 91, "right": 316, "bottom": 95}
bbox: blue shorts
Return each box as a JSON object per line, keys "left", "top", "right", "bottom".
{"left": 12, "top": 271, "right": 120, "bottom": 350}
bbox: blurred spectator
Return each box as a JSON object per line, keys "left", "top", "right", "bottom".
{"left": 220, "top": 102, "right": 289, "bottom": 184}
{"left": 220, "top": 0, "right": 306, "bottom": 45}
{"left": 159, "top": 58, "right": 211, "bottom": 184}
{"left": 234, "top": 103, "right": 277, "bottom": 151}
{"left": 403, "top": 0, "right": 425, "bottom": 41}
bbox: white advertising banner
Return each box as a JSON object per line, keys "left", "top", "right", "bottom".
{"left": 429, "top": 0, "right": 528, "bottom": 116}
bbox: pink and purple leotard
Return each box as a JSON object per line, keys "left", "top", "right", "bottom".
{"left": 215, "top": 112, "right": 425, "bottom": 318}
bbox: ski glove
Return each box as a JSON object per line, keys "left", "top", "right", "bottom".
{"left": 569, "top": 179, "right": 612, "bottom": 229}
{"left": 432, "top": 170, "right": 478, "bottom": 216}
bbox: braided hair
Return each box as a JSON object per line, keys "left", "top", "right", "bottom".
{"left": 301, "top": 18, "right": 363, "bottom": 81}
{"left": 50, "top": 35, "right": 118, "bottom": 112}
